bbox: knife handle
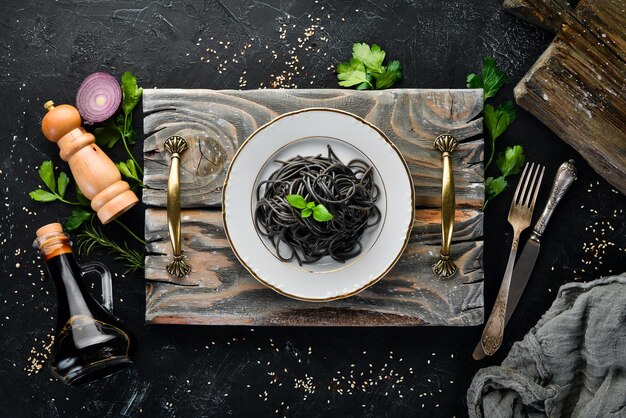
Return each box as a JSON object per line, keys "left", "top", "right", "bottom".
{"left": 531, "top": 160, "right": 576, "bottom": 241}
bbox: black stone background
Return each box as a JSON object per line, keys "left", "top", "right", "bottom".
{"left": 0, "top": 1, "right": 624, "bottom": 417}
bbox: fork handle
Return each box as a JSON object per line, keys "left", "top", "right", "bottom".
{"left": 481, "top": 229, "right": 521, "bottom": 356}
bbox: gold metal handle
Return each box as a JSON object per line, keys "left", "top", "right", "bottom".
{"left": 432, "top": 134, "right": 458, "bottom": 278}
{"left": 165, "top": 136, "right": 191, "bottom": 277}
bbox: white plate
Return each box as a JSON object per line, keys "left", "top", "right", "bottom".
{"left": 222, "top": 108, "right": 414, "bottom": 301}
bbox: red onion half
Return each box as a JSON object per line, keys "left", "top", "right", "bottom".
{"left": 76, "top": 72, "right": 122, "bottom": 124}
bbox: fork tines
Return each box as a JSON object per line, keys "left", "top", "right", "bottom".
{"left": 512, "top": 162, "right": 545, "bottom": 210}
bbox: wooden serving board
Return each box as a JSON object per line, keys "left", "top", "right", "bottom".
{"left": 503, "top": 0, "right": 626, "bottom": 195}
{"left": 142, "top": 89, "right": 484, "bottom": 326}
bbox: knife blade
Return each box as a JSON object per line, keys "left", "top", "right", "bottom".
{"left": 473, "top": 160, "right": 576, "bottom": 360}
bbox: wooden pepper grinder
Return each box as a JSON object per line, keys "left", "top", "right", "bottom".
{"left": 41, "top": 101, "right": 139, "bottom": 224}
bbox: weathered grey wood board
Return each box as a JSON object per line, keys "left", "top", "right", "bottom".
{"left": 143, "top": 89, "right": 484, "bottom": 326}
{"left": 504, "top": 0, "right": 626, "bottom": 195}
{"left": 143, "top": 89, "right": 484, "bottom": 208}
{"left": 145, "top": 208, "right": 484, "bottom": 326}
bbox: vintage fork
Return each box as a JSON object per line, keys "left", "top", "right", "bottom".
{"left": 480, "top": 162, "right": 545, "bottom": 356}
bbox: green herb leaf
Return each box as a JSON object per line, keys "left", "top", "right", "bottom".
{"left": 126, "top": 159, "right": 138, "bottom": 177}
{"left": 57, "top": 172, "right": 70, "bottom": 198}
{"left": 29, "top": 189, "right": 58, "bottom": 202}
{"left": 337, "top": 43, "right": 401, "bottom": 90}
{"left": 352, "top": 43, "right": 386, "bottom": 74}
{"left": 337, "top": 58, "right": 371, "bottom": 88}
{"left": 77, "top": 218, "right": 144, "bottom": 273}
{"left": 94, "top": 126, "right": 122, "bottom": 149}
{"left": 466, "top": 73, "right": 482, "bottom": 89}
{"left": 485, "top": 101, "right": 516, "bottom": 142}
{"left": 497, "top": 145, "right": 526, "bottom": 177}
{"left": 76, "top": 187, "right": 91, "bottom": 206}
{"left": 484, "top": 176, "right": 508, "bottom": 209}
{"left": 355, "top": 73, "right": 375, "bottom": 90}
{"left": 117, "top": 161, "right": 132, "bottom": 179}
{"left": 306, "top": 202, "right": 316, "bottom": 209}
{"left": 482, "top": 57, "right": 506, "bottom": 99}
{"left": 467, "top": 57, "right": 506, "bottom": 100}
{"left": 114, "top": 113, "right": 125, "bottom": 129}
{"left": 312, "top": 204, "right": 333, "bottom": 222}
{"left": 301, "top": 208, "right": 312, "bottom": 218}
{"left": 286, "top": 194, "right": 307, "bottom": 209}
{"left": 373, "top": 60, "right": 402, "bottom": 89}
{"left": 126, "top": 129, "right": 136, "bottom": 146}
{"left": 484, "top": 101, "right": 517, "bottom": 170}
{"left": 39, "top": 160, "right": 56, "bottom": 192}
{"left": 64, "top": 208, "right": 93, "bottom": 231}
{"left": 121, "top": 71, "right": 143, "bottom": 116}
{"left": 116, "top": 159, "right": 142, "bottom": 185}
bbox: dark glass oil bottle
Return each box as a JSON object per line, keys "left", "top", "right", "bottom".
{"left": 35, "top": 223, "right": 133, "bottom": 386}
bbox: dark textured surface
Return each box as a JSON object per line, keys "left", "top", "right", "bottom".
{"left": 0, "top": 1, "right": 624, "bottom": 417}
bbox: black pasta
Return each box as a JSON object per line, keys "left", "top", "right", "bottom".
{"left": 254, "top": 145, "right": 381, "bottom": 266}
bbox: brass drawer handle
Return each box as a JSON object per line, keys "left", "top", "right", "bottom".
{"left": 165, "top": 136, "right": 191, "bottom": 277}
{"left": 432, "top": 134, "right": 458, "bottom": 278}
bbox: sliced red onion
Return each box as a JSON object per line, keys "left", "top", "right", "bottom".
{"left": 76, "top": 72, "right": 122, "bottom": 124}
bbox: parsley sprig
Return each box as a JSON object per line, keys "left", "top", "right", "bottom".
{"left": 94, "top": 71, "right": 144, "bottom": 176}
{"left": 337, "top": 43, "right": 403, "bottom": 90}
{"left": 28, "top": 161, "right": 77, "bottom": 205}
{"left": 467, "top": 57, "right": 526, "bottom": 208}
{"left": 286, "top": 195, "right": 334, "bottom": 222}
{"left": 467, "top": 57, "right": 505, "bottom": 100}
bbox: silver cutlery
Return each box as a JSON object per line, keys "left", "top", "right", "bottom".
{"left": 479, "top": 162, "right": 545, "bottom": 357}
{"left": 473, "top": 160, "right": 576, "bottom": 360}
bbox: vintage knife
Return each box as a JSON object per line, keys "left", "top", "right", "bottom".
{"left": 473, "top": 160, "right": 576, "bottom": 360}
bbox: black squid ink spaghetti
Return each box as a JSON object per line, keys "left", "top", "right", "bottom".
{"left": 254, "top": 145, "right": 381, "bottom": 266}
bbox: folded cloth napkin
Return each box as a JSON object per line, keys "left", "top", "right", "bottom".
{"left": 467, "top": 274, "right": 626, "bottom": 418}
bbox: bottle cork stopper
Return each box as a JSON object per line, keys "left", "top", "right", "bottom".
{"left": 43, "top": 100, "right": 56, "bottom": 111}
{"left": 36, "top": 222, "right": 64, "bottom": 239}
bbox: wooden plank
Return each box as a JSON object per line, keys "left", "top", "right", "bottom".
{"left": 144, "top": 208, "right": 484, "bottom": 326}
{"left": 143, "top": 89, "right": 484, "bottom": 209}
{"left": 505, "top": 0, "right": 626, "bottom": 195}
{"left": 503, "top": 0, "right": 575, "bottom": 33}
{"left": 512, "top": 8, "right": 626, "bottom": 194}
{"left": 504, "top": 0, "right": 626, "bottom": 57}
{"left": 142, "top": 88, "right": 484, "bottom": 326}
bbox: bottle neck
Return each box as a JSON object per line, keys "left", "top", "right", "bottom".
{"left": 34, "top": 231, "right": 73, "bottom": 261}
{"left": 35, "top": 232, "right": 94, "bottom": 322}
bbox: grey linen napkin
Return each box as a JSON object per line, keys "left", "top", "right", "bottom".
{"left": 467, "top": 274, "right": 626, "bottom": 418}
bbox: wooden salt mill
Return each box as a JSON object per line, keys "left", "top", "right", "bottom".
{"left": 41, "top": 101, "right": 139, "bottom": 224}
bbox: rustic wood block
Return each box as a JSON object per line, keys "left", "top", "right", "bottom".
{"left": 145, "top": 208, "right": 484, "bottom": 326}
{"left": 142, "top": 88, "right": 484, "bottom": 326}
{"left": 504, "top": 0, "right": 626, "bottom": 195}
{"left": 143, "top": 89, "right": 484, "bottom": 208}
{"left": 503, "top": 0, "right": 575, "bottom": 32}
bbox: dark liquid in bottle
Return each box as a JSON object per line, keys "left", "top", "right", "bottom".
{"left": 45, "top": 253, "right": 132, "bottom": 386}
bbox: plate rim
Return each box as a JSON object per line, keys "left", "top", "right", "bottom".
{"left": 222, "top": 107, "right": 415, "bottom": 302}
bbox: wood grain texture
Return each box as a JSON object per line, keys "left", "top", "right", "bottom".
{"left": 504, "top": 0, "right": 626, "bottom": 195}
{"left": 502, "top": 0, "right": 574, "bottom": 32}
{"left": 143, "top": 88, "right": 484, "bottom": 326}
{"left": 145, "top": 208, "right": 483, "bottom": 326}
{"left": 143, "top": 89, "right": 484, "bottom": 208}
